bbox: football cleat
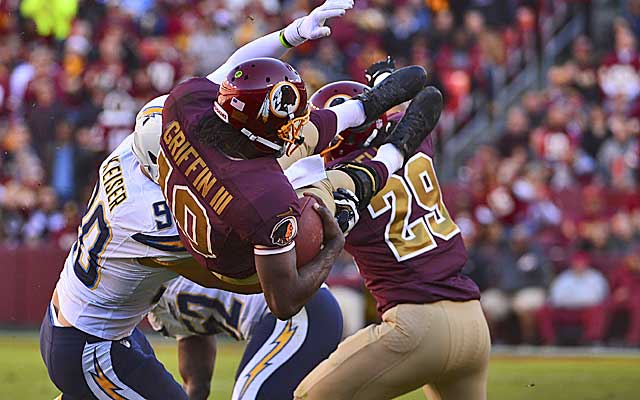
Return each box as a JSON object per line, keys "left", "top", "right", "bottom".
{"left": 353, "top": 65, "right": 427, "bottom": 130}
{"left": 384, "top": 86, "right": 443, "bottom": 158}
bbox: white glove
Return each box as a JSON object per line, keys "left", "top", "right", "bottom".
{"left": 282, "top": 0, "right": 354, "bottom": 47}
{"left": 334, "top": 188, "right": 360, "bottom": 235}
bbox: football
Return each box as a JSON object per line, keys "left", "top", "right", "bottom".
{"left": 295, "top": 195, "right": 324, "bottom": 268}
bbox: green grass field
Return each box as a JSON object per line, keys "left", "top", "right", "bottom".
{"left": 1, "top": 332, "right": 640, "bottom": 399}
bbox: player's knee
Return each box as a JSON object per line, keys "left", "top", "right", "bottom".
{"left": 185, "top": 381, "right": 211, "bottom": 400}
{"left": 297, "top": 186, "right": 336, "bottom": 215}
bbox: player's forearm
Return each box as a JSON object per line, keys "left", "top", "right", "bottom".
{"left": 207, "top": 31, "right": 288, "bottom": 84}
{"left": 288, "top": 239, "right": 343, "bottom": 314}
{"left": 184, "top": 381, "right": 211, "bottom": 400}
{"left": 257, "top": 240, "right": 343, "bottom": 320}
{"left": 144, "top": 257, "right": 262, "bottom": 294}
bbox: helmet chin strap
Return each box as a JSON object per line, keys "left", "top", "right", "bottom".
{"left": 240, "top": 128, "right": 284, "bottom": 153}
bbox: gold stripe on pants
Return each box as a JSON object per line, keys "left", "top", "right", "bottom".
{"left": 294, "top": 300, "right": 491, "bottom": 400}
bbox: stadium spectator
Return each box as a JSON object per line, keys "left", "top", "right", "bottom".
{"left": 599, "top": 23, "right": 640, "bottom": 106}
{"left": 537, "top": 252, "right": 609, "bottom": 345}
{"left": 581, "top": 106, "right": 611, "bottom": 160}
{"left": 596, "top": 115, "right": 639, "bottom": 189}
{"left": 481, "top": 225, "right": 551, "bottom": 344}
{"left": 497, "top": 106, "right": 530, "bottom": 157}
{"left": 599, "top": 251, "right": 640, "bottom": 346}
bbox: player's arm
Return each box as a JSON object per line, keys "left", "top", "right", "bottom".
{"left": 139, "top": 257, "right": 261, "bottom": 294}
{"left": 207, "top": 0, "right": 354, "bottom": 84}
{"left": 255, "top": 199, "right": 344, "bottom": 320}
{"left": 178, "top": 335, "right": 217, "bottom": 400}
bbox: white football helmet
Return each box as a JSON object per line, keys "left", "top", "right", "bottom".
{"left": 132, "top": 94, "right": 169, "bottom": 182}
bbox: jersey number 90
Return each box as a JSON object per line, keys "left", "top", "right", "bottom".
{"left": 72, "top": 186, "right": 112, "bottom": 289}
{"left": 369, "top": 153, "right": 459, "bottom": 261}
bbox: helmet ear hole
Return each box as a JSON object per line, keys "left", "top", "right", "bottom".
{"left": 266, "top": 77, "right": 271, "bottom": 83}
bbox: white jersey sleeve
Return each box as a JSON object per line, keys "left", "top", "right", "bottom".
{"left": 56, "top": 135, "right": 191, "bottom": 340}
{"left": 148, "top": 277, "right": 268, "bottom": 341}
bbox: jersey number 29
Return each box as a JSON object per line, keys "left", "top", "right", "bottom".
{"left": 369, "top": 153, "right": 459, "bottom": 261}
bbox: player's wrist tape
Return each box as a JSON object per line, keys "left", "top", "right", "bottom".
{"left": 331, "top": 162, "right": 381, "bottom": 210}
{"left": 279, "top": 29, "right": 295, "bottom": 48}
{"left": 283, "top": 18, "right": 307, "bottom": 47}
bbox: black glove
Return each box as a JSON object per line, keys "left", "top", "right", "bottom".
{"left": 365, "top": 56, "right": 396, "bottom": 87}
{"left": 334, "top": 188, "right": 360, "bottom": 235}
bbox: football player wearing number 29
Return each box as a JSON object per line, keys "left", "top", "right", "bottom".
{"left": 38, "top": 3, "right": 356, "bottom": 399}
{"left": 294, "top": 61, "right": 491, "bottom": 400}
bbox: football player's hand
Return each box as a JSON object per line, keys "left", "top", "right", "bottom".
{"left": 334, "top": 188, "right": 360, "bottom": 235}
{"left": 365, "top": 56, "right": 396, "bottom": 87}
{"left": 307, "top": 193, "right": 345, "bottom": 250}
{"left": 283, "top": 0, "right": 354, "bottom": 46}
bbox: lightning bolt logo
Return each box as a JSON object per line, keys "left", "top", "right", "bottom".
{"left": 90, "top": 349, "right": 126, "bottom": 400}
{"left": 239, "top": 320, "right": 297, "bottom": 399}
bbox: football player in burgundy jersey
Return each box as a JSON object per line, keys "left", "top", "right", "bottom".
{"left": 153, "top": 12, "right": 444, "bottom": 319}
{"left": 295, "top": 63, "right": 491, "bottom": 400}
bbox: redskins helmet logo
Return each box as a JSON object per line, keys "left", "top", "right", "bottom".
{"left": 324, "top": 94, "right": 351, "bottom": 108}
{"left": 269, "top": 82, "right": 301, "bottom": 118}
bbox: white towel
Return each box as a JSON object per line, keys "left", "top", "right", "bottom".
{"left": 284, "top": 155, "right": 327, "bottom": 189}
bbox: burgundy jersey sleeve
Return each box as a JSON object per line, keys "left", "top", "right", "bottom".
{"left": 164, "top": 78, "right": 219, "bottom": 136}
{"left": 310, "top": 109, "right": 338, "bottom": 155}
{"left": 249, "top": 193, "right": 303, "bottom": 254}
{"left": 216, "top": 161, "right": 303, "bottom": 254}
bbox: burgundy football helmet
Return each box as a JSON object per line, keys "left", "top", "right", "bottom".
{"left": 215, "top": 58, "right": 310, "bottom": 157}
{"left": 309, "top": 81, "right": 388, "bottom": 160}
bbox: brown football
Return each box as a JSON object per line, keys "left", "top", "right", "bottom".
{"left": 295, "top": 195, "right": 324, "bottom": 268}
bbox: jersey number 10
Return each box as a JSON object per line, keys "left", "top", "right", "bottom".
{"left": 157, "top": 150, "right": 216, "bottom": 258}
{"left": 369, "top": 153, "right": 459, "bottom": 261}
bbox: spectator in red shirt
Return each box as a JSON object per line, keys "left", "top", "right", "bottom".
{"left": 599, "top": 23, "right": 640, "bottom": 105}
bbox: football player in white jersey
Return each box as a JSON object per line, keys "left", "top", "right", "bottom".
{"left": 39, "top": 3, "right": 354, "bottom": 398}
{"left": 147, "top": 277, "right": 342, "bottom": 400}
{"left": 40, "top": 95, "right": 193, "bottom": 400}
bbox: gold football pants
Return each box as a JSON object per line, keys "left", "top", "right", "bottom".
{"left": 294, "top": 300, "right": 491, "bottom": 400}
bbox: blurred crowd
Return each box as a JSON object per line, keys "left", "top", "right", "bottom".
{"left": 454, "top": 16, "right": 640, "bottom": 346}
{"left": 0, "top": 0, "right": 638, "bottom": 345}
{"left": 0, "top": 0, "right": 540, "bottom": 244}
